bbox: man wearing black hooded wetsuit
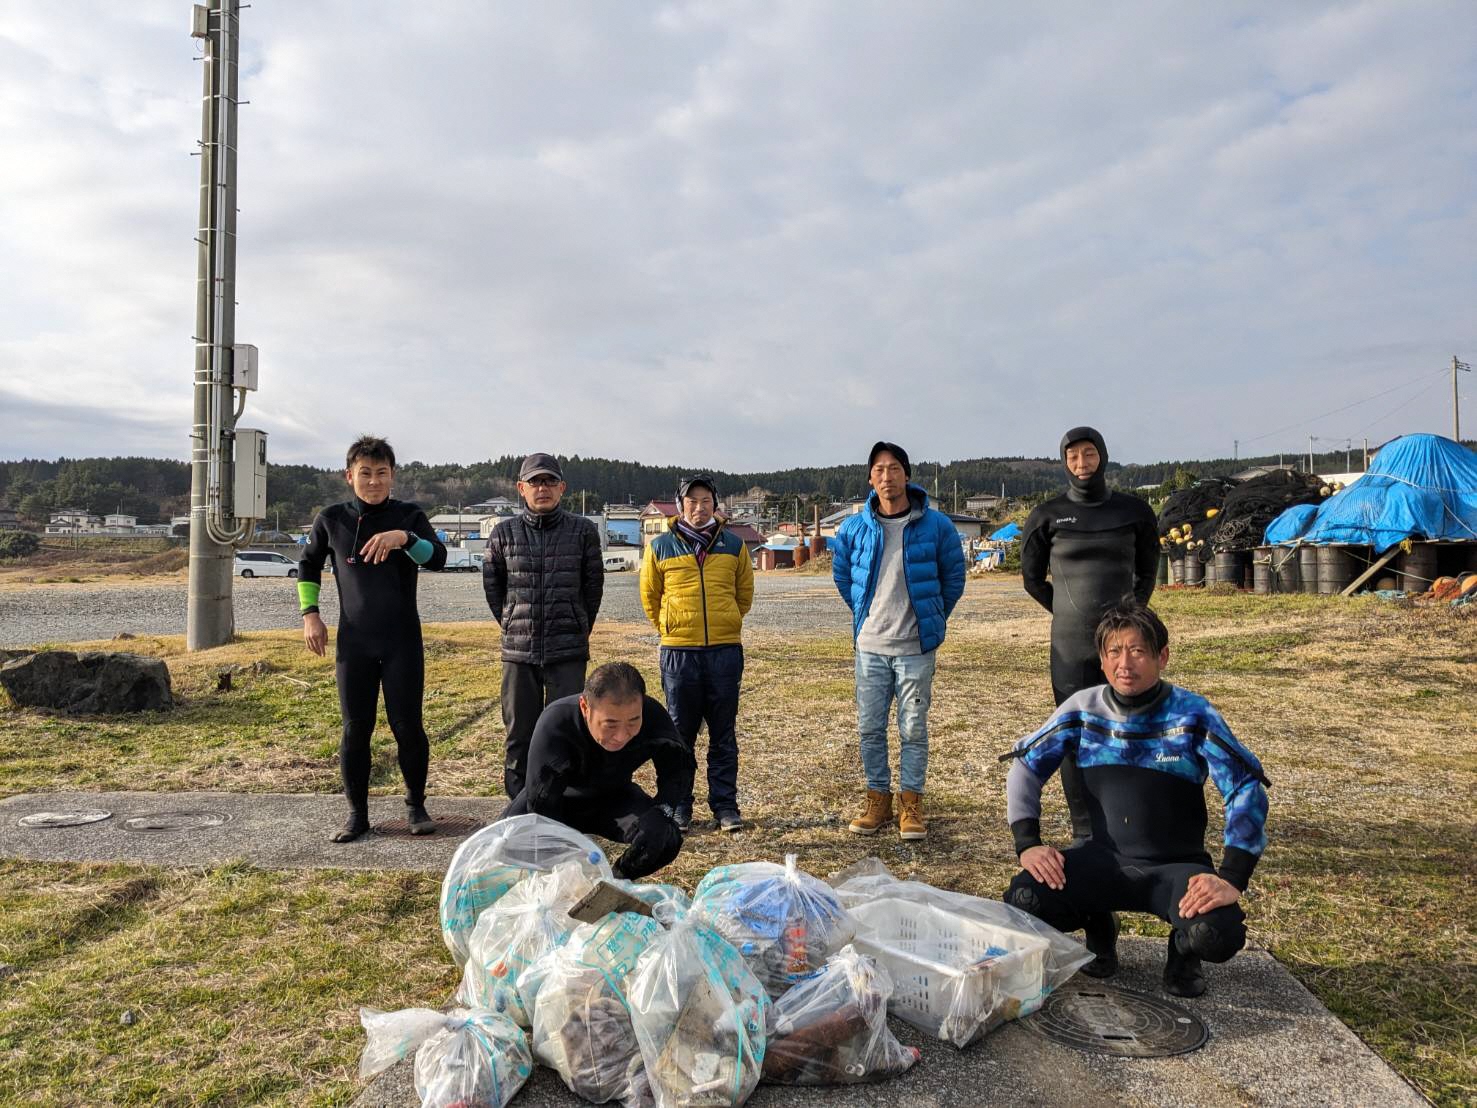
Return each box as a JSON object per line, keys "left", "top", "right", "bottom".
{"left": 1021, "top": 426, "right": 1158, "bottom": 840}
{"left": 299, "top": 436, "right": 447, "bottom": 842}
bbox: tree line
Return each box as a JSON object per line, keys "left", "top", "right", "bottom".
{"left": 0, "top": 448, "right": 1390, "bottom": 529}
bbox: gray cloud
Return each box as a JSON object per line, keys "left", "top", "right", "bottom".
{"left": 2, "top": 1, "right": 1474, "bottom": 471}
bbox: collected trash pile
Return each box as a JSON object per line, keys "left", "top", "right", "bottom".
{"left": 1160, "top": 471, "right": 1326, "bottom": 562}
{"left": 359, "top": 815, "right": 1091, "bottom": 1107}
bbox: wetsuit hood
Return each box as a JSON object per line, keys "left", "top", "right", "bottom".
{"left": 1061, "top": 426, "right": 1109, "bottom": 504}
{"left": 352, "top": 494, "right": 391, "bottom": 516}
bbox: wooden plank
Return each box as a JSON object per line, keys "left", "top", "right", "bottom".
{"left": 1340, "top": 547, "right": 1400, "bottom": 597}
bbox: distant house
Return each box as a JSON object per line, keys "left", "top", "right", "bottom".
{"left": 753, "top": 544, "right": 797, "bottom": 571}
{"left": 101, "top": 513, "right": 139, "bottom": 534}
{"left": 464, "top": 496, "right": 517, "bottom": 514}
{"left": 429, "top": 513, "right": 493, "bottom": 540}
{"left": 726, "top": 522, "right": 766, "bottom": 549}
{"left": 45, "top": 509, "right": 100, "bottom": 535}
{"left": 818, "top": 507, "right": 852, "bottom": 537}
{"left": 945, "top": 513, "right": 989, "bottom": 541}
{"left": 723, "top": 487, "right": 772, "bottom": 518}
{"left": 965, "top": 493, "right": 1005, "bottom": 515}
{"left": 639, "top": 501, "right": 677, "bottom": 547}
{"left": 0, "top": 506, "right": 18, "bottom": 530}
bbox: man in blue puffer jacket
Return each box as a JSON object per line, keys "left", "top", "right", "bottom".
{"left": 832, "top": 441, "right": 967, "bottom": 840}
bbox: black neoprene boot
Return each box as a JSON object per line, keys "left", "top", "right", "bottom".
{"left": 406, "top": 802, "right": 436, "bottom": 836}
{"left": 332, "top": 808, "right": 370, "bottom": 843}
{"left": 1164, "top": 930, "right": 1206, "bottom": 998}
{"left": 1080, "top": 912, "right": 1120, "bottom": 978}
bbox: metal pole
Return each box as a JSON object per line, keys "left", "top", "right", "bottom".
{"left": 1233, "top": 439, "right": 1238, "bottom": 461}
{"left": 1455, "top": 356, "right": 1471, "bottom": 441}
{"left": 1363, "top": 438, "right": 1369, "bottom": 469}
{"left": 1308, "top": 436, "right": 1314, "bottom": 475}
{"left": 187, "top": 1, "right": 241, "bottom": 650}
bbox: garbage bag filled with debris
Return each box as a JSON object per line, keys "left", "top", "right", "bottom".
{"left": 761, "top": 944, "right": 919, "bottom": 1085}
{"left": 831, "top": 859, "right": 1091, "bottom": 1046}
{"left": 358, "top": 1006, "right": 532, "bottom": 1108}
{"left": 440, "top": 813, "right": 612, "bottom": 967}
{"left": 691, "top": 854, "right": 855, "bottom": 997}
{"left": 628, "top": 913, "right": 769, "bottom": 1108}
{"left": 456, "top": 861, "right": 594, "bottom": 1026}
{"left": 520, "top": 910, "right": 673, "bottom": 1105}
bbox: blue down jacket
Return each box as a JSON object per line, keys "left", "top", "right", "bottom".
{"left": 831, "top": 484, "right": 967, "bottom": 654}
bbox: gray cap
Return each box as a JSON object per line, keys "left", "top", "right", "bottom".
{"left": 519, "top": 452, "right": 563, "bottom": 481}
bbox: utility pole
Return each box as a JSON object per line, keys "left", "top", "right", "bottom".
{"left": 1308, "top": 436, "right": 1315, "bottom": 476}
{"left": 1455, "top": 355, "right": 1471, "bottom": 441}
{"left": 187, "top": 1, "right": 249, "bottom": 650}
{"left": 1363, "top": 438, "right": 1369, "bottom": 469}
{"left": 1233, "top": 439, "right": 1238, "bottom": 461}
{"left": 1345, "top": 439, "right": 1351, "bottom": 472}
{"left": 953, "top": 478, "right": 958, "bottom": 514}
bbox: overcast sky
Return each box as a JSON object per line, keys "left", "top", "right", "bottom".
{"left": 2, "top": 2, "right": 1474, "bottom": 470}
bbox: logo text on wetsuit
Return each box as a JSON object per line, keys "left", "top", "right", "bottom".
{"left": 1056, "top": 517, "right": 1077, "bottom": 524}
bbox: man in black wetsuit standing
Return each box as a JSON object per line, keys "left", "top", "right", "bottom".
{"left": 503, "top": 662, "right": 694, "bottom": 880}
{"left": 299, "top": 436, "right": 447, "bottom": 842}
{"left": 1020, "top": 426, "right": 1159, "bottom": 840}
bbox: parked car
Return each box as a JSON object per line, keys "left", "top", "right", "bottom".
{"left": 603, "top": 555, "right": 632, "bottom": 572}
{"left": 234, "top": 550, "right": 298, "bottom": 578}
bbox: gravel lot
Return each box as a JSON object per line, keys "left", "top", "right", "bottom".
{"left": 0, "top": 570, "right": 856, "bottom": 646}
{"left": 0, "top": 570, "right": 1036, "bottom": 647}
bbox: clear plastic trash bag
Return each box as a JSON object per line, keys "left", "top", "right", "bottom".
{"left": 830, "top": 858, "right": 1092, "bottom": 1047}
{"left": 358, "top": 1006, "right": 532, "bottom": 1108}
{"left": 761, "top": 944, "right": 920, "bottom": 1085}
{"left": 628, "top": 913, "right": 769, "bottom": 1108}
{"left": 519, "top": 911, "right": 669, "bottom": 1105}
{"left": 440, "top": 813, "right": 612, "bottom": 967}
{"left": 456, "top": 861, "right": 594, "bottom": 1026}
{"left": 690, "top": 854, "right": 854, "bottom": 997}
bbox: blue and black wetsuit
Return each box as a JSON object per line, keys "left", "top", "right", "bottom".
{"left": 299, "top": 496, "right": 446, "bottom": 815}
{"left": 1002, "top": 682, "right": 1270, "bottom": 964}
{"left": 1020, "top": 427, "right": 1159, "bottom": 838}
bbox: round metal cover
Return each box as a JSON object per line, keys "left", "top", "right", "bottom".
{"left": 121, "top": 810, "right": 232, "bottom": 833}
{"left": 373, "top": 814, "right": 484, "bottom": 838}
{"left": 1024, "top": 984, "right": 1208, "bottom": 1057}
{"left": 18, "top": 809, "right": 112, "bottom": 829}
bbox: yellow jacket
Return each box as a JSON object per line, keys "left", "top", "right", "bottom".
{"left": 641, "top": 517, "right": 754, "bottom": 647}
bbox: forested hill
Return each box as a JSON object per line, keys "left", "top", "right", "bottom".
{"left": 0, "top": 446, "right": 1427, "bottom": 527}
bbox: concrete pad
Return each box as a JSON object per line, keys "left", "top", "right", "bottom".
{"left": 0, "top": 790, "right": 502, "bottom": 873}
{"left": 351, "top": 937, "right": 1427, "bottom": 1108}
{"left": 0, "top": 790, "right": 1428, "bottom": 1107}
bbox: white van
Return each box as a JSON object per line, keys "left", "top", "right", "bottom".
{"left": 234, "top": 550, "right": 298, "bottom": 578}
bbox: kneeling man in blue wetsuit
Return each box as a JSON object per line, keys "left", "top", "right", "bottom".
{"left": 1001, "top": 601, "right": 1270, "bottom": 997}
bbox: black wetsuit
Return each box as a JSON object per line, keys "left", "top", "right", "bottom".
{"left": 1003, "top": 681, "right": 1270, "bottom": 967}
{"left": 1021, "top": 427, "right": 1159, "bottom": 838}
{"left": 503, "top": 694, "right": 696, "bottom": 879}
{"left": 299, "top": 497, "right": 446, "bottom": 813}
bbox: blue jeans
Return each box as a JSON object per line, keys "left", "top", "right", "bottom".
{"left": 660, "top": 644, "right": 744, "bottom": 816}
{"left": 855, "top": 649, "right": 936, "bottom": 794}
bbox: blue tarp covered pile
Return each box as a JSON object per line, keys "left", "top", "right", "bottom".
{"left": 1264, "top": 434, "right": 1477, "bottom": 552}
{"left": 988, "top": 522, "right": 1021, "bottom": 542}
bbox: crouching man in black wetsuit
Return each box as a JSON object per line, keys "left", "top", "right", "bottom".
{"left": 503, "top": 661, "right": 695, "bottom": 880}
{"left": 299, "top": 436, "right": 447, "bottom": 842}
{"left": 1001, "top": 602, "right": 1270, "bottom": 997}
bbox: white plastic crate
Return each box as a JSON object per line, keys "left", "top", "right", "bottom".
{"left": 848, "top": 897, "right": 1050, "bottom": 1047}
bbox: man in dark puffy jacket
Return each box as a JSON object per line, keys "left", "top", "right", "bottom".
{"left": 482, "top": 453, "right": 604, "bottom": 797}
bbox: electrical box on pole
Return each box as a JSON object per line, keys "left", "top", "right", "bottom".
{"left": 233, "top": 344, "right": 259, "bottom": 391}
{"left": 233, "top": 429, "right": 268, "bottom": 520}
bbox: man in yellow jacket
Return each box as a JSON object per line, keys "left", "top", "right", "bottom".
{"left": 640, "top": 474, "right": 755, "bottom": 833}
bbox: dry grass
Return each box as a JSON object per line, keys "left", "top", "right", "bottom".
{"left": 0, "top": 544, "right": 189, "bottom": 589}
{"left": 1, "top": 577, "right": 1474, "bottom": 1103}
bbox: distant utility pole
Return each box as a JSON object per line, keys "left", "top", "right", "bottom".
{"left": 1233, "top": 439, "right": 1238, "bottom": 461}
{"left": 1455, "top": 355, "right": 1471, "bottom": 441}
{"left": 1363, "top": 438, "right": 1369, "bottom": 469}
{"left": 1308, "top": 436, "right": 1315, "bottom": 476}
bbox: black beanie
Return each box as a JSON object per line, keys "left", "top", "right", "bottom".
{"left": 1060, "top": 426, "right": 1108, "bottom": 503}
{"left": 868, "top": 441, "right": 912, "bottom": 478}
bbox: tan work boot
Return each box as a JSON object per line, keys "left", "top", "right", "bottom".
{"left": 848, "top": 789, "right": 893, "bottom": 835}
{"left": 898, "top": 791, "right": 927, "bottom": 840}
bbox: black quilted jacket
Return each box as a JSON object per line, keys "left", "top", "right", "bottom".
{"left": 482, "top": 508, "right": 604, "bottom": 664}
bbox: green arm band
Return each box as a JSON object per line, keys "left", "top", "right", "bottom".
{"left": 405, "top": 536, "right": 434, "bottom": 565}
{"left": 298, "top": 580, "right": 321, "bottom": 613}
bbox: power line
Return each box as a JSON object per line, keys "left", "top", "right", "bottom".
{"left": 1355, "top": 375, "right": 1449, "bottom": 438}
{"left": 1238, "top": 367, "right": 1449, "bottom": 447}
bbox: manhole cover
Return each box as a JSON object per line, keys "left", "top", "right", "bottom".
{"left": 121, "top": 810, "right": 233, "bottom": 833}
{"left": 18, "top": 809, "right": 113, "bottom": 829}
{"left": 373, "top": 814, "right": 485, "bottom": 838}
{"left": 1024, "top": 984, "right": 1208, "bottom": 1057}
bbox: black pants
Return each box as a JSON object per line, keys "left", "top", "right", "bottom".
{"left": 336, "top": 646, "right": 429, "bottom": 812}
{"left": 500, "top": 658, "right": 586, "bottom": 797}
{"left": 659, "top": 644, "right": 743, "bottom": 816}
{"left": 503, "top": 781, "right": 682, "bottom": 880}
{"left": 1006, "top": 843, "right": 1247, "bottom": 964}
{"left": 1052, "top": 669, "right": 1104, "bottom": 843}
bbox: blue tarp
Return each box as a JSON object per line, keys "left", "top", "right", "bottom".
{"left": 989, "top": 522, "right": 1021, "bottom": 541}
{"left": 1264, "top": 434, "right": 1477, "bottom": 551}
{"left": 1263, "top": 503, "right": 1320, "bottom": 545}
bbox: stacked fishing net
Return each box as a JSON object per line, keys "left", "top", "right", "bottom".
{"left": 1158, "top": 478, "right": 1238, "bottom": 564}
{"left": 1209, "top": 470, "right": 1325, "bottom": 552}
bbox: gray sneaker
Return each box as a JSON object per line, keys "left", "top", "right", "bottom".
{"left": 717, "top": 810, "right": 744, "bottom": 833}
